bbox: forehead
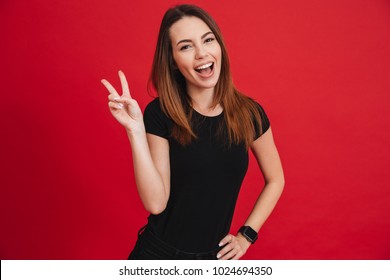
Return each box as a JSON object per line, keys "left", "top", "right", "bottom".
{"left": 169, "top": 16, "right": 212, "bottom": 42}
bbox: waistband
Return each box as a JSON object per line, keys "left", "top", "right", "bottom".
{"left": 138, "top": 225, "right": 221, "bottom": 260}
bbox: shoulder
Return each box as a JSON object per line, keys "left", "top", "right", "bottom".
{"left": 247, "top": 97, "right": 265, "bottom": 112}
{"left": 255, "top": 100, "right": 269, "bottom": 119}
{"left": 145, "top": 97, "right": 163, "bottom": 114}
{"left": 249, "top": 98, "right": 271, "bottom": 139}
{"left": 144, "top": 98, "right": 173, "bottom": 139}
{"left": 144, "top": 98, "right": 171, "bottom": 121}
{"left": 244, "top": 97, "right": 269, "bottom": 122}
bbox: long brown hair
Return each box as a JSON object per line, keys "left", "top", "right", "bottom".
{"left": 149, "top": 4, "right": 264, "bottom": 149}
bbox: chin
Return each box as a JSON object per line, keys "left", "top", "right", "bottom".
{"left": 196, "top": 77, "right": 220, "bottom": 89}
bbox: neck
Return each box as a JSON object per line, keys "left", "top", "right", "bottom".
{"left": 187, "top": 85, "right": 222, "bottom": 116}
{"left": 187, "top": 85, "right": 214, "bottom": 109}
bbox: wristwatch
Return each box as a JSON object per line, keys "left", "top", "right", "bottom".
{"left": 238, "top": 226, "right": 258, "bottom": 244}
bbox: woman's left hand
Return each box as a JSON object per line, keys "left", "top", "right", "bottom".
{"left": 217, "top": 233, "right": 251, "bottom": 260}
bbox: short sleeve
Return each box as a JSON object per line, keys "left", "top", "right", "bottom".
{"left": 143, "top": 98, "right": 172, "bottom": 139}
{"left": 253, "top": 102, "right": 271, "bottom": 140}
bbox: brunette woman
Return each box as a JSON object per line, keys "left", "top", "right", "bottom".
{"left": 101, "top": 4, "right": 284, "bottom": 260}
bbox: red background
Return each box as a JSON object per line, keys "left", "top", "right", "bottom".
{"left": 1, "top": 0, "right": 389, "bottom": 260}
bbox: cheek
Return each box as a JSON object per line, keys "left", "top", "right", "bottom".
{"left": 176, "top": 57, "right": 193, "bottom": 74}
{"left": 216, "top": 45, "right": 222, "bottom": 60}
{"left": 213, "top": 48, "right": 222, "bottom": 70}
{"left": 210, "top": 44, "right": 222, "bottom": 62}
{"left": 173, "top": 52, "right": 185, "bottom": 67}
{"left": 172, "top": 56, "right": 192, "bottom": 79}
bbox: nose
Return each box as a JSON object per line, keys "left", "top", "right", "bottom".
{"left": 195, "top": 45, "right": 208, "bottom": 59}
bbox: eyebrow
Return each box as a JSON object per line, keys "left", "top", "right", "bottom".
{"left": 176, "top": 31, "right": 214, "bottom": 46}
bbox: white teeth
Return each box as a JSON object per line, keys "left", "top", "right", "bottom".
{"left": 195, "top": 62, "right": 213, "bottom": 70}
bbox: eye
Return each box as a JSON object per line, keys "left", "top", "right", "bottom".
{"left": 180, "top": 45, "right": 192, "bottom": 51}
{"left": 204, "top": 37, "right": 215, "bottom": 43}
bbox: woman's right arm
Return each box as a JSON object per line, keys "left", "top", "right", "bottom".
{"left": 101, "top": 71, "right": 170, "bottom": 214}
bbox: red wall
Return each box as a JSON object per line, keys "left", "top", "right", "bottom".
{"left": 1, "top": 0, "right": 389, "bottom": 259}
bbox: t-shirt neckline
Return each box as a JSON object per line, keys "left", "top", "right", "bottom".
{"left": 192, "top": 108, "right": 224, "bottom": 119}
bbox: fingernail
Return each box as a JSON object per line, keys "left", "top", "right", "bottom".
{"left": 117, "top": 103, "right": 124, "bottom": 109}
{"left": 216, "top": 254, "right": 221, "bottom": 259}
{"left": 219, "top": 242, "right": 223, "bottom": 247}
{"left": 114, "top": 97, "right": 120, "bottom": 100}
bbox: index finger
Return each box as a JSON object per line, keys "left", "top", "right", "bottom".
{"left": 101, "top": 79, "right": 120, "bottom": 97}
{"left": 118, "top": 70, "right": 132, "bottom": 98}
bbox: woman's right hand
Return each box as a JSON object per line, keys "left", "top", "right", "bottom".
{"left": 101, "top": 70, "right": 144, "bottom": 135}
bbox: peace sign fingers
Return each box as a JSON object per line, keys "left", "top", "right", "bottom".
{"left": 101, "top": 78, "right": 120, "bottom": 98}
{"left": 101, "top": 70, "right": 144, "bottom": 134}
{"left": 118, "top": 70, "right": 131, "bottom": 98}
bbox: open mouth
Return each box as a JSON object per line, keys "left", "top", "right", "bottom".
{"left": 194, "top": 62, "right": 214, "bottom": 75}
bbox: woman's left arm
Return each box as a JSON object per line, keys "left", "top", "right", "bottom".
{"left": 217, "top": 126, "right": 285, "bottom": 260}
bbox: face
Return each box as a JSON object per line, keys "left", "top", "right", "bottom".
{"left": 169, "top": 16, "right": 222, "bottom": 94}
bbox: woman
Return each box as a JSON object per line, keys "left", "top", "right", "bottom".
{"left": 101, "top": 4, "right": 284, "bottom": 260}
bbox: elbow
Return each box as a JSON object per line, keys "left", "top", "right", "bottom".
{"left": 145, "top": 202, "right": 167, "bottom": 215}
{"left": 278, "top": 178, "right": 285, "bottom": 197}
{"left": 278, "top": 176, "right": 285, "bottom": 192}
{"left": 266, "top": 176, "right": 285, "bottom": 194}
{"left": 280, "top": 177, "right": 285, "bottom": 189}
{"left": 140, "top": 190, "right": 169, "bottom": 215}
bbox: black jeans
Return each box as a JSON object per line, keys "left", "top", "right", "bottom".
{"left": 128, "top": 225, "right": 220, "bottom": 260}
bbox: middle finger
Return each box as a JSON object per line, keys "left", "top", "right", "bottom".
{"left": 217, "top": 243, "right": 233, "bottom": 259}
{"left": 220, "top": 246, "right": 238, "bottom": 260}
{"left": 118, "top": 70, "right": 132, "bottom": 98}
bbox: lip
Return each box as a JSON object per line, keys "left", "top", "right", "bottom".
{"left": 194, "top": 61, "right": 215, "bottom": 78}
{"left": 194, "top": 62, "right": 213, "bottom": 70}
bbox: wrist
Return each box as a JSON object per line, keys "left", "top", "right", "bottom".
{"left": 237, "top": 233, "right": 252, "bottom": 247}
{"left": 125, "top": 124, "right": 145, "bottom": 138}
{"left": 238, "top": 225, "right": 258, "bottom": 244}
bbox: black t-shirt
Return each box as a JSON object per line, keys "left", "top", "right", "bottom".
{"left": 143, "top": 98, "right": 270, "bottom": 253}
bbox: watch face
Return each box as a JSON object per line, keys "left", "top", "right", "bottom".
{"left": 240, "top": 226, "right": 258, "bottom": 243}
{"left": 245, "top": 227, "right": 257, "bottom": 240}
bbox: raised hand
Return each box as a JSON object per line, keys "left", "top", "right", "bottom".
{"left": 101, "top": 71, "right": 144, "bottom": 135}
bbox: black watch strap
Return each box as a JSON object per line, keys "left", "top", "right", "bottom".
{"left": 238, "top": 226, "right": 258, "bottom": 244}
